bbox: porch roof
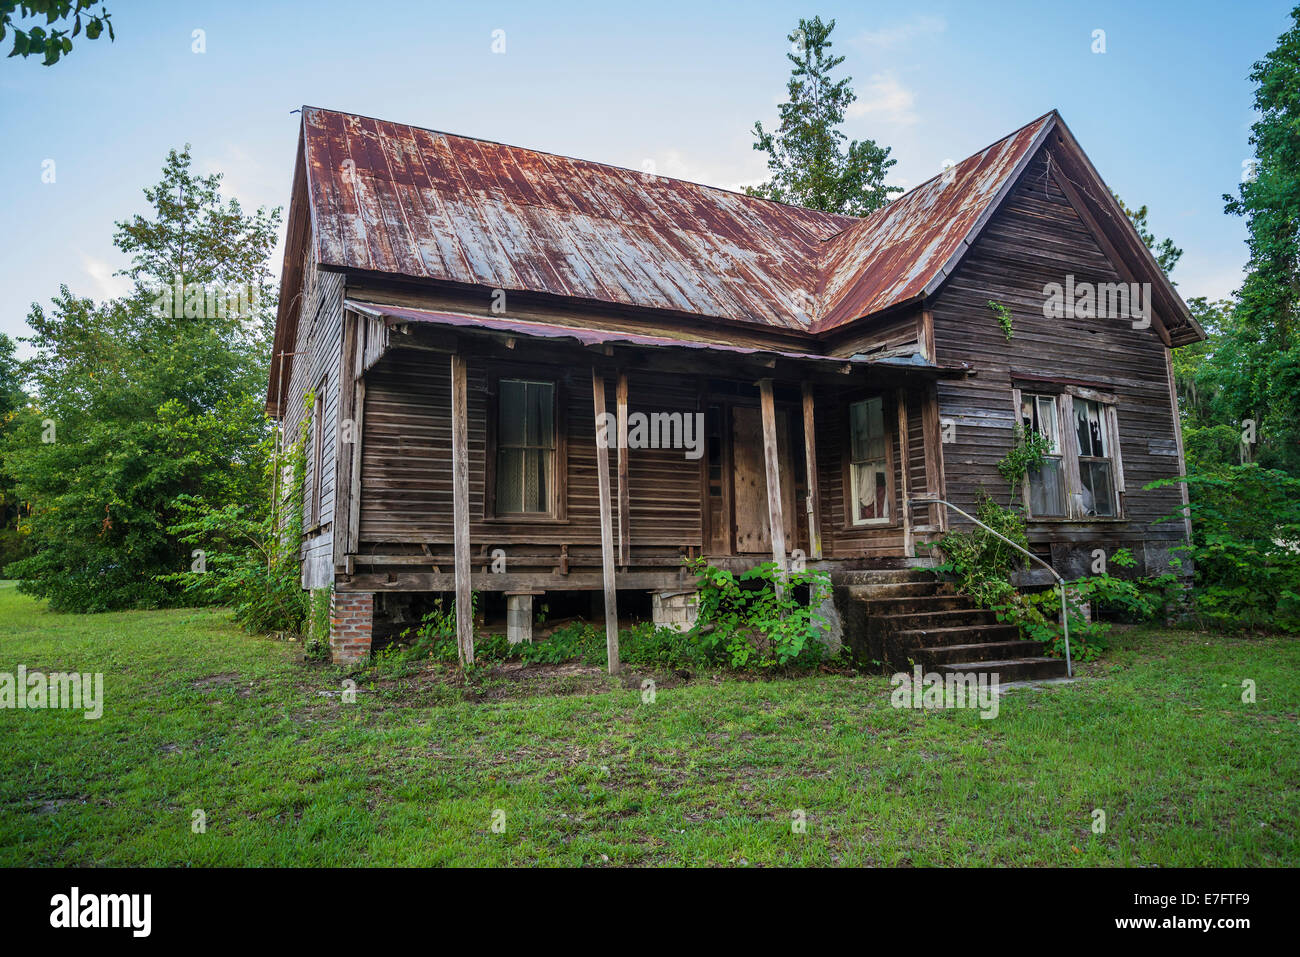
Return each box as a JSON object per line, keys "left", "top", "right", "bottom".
{"left": 344, "top": 299, "right": 970, "bottom": 377}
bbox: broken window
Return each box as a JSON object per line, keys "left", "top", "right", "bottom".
{"left": 1074, "top": 398, "right": 1116, "bottom": 517}
{"left": 1020, "top": 393, "right": 1066, "bottom": 518}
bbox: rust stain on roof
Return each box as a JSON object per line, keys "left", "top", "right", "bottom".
{"left": 300, "top": 106, "right": 1053, "bottom": 333}
{"left": 813, "top": 114, "right": 1054, "bottom": 332}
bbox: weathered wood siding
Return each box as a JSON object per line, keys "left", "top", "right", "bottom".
{"left": 357, "top": 353, "right": 703, "bottom": 550}
{"left": 279, "top": 246, "right": 344, "bottom": 589}
{"left": 930, "top": 148, "right": 1188, "bottom": 573}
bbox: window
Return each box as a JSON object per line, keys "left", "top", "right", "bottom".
{"left": 496, "top": 379, "right": 557, "bottom": 515}
{"left": 309, "top": 382, "right": 325, "bottom": 528}
{"left": 1074, "top": 398, "right": 1116, "bottom": 517}
{"left": 849, "top": 396, "right": 889, "bottom": 524}
{"left": 1020, "top": 393, "right": 1066, "bottom": 517}
{"left": 1015, "top": 386, "right": 1124, "bottom": 520}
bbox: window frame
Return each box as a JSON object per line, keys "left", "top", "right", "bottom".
{"left": 843, "top": 394, "right": 895, "bottom": 528}
{"left": 1072, "top": 397, "right": 1120, "bottom": 518}
{"left": 485, "top": 372, "right": 567, "bottom": 522}
{"left": 1011, "top": 382, "right": 1125, "bottom": 521}
{"left": 308, "top": 377, "right": 326, "bottom": 531}
{"left": 1018, "top": 391, "right": 1068, "bottom": 518}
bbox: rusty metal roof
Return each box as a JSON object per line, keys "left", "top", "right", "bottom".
{"left": 298, "top": 107, "right": 1065, "bottom": 337}
{"left": 813, "top": 114, "right": 1055, "bottom": 332}
{"left": 303, "top": 107, "right": 853, "bottom": 331}
{"left": 300, "top": 106, "right": 1052, "bottom": 333}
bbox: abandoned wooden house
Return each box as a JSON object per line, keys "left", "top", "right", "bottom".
{"left": 266, "top": 106, "right": 1203, "bottom": 676}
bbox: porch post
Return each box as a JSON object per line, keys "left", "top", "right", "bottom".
{"left": 450, "top": 352, "right": 474, "bottom": 666}
{"left": 616, "top": 371, "right": 630, "bottom": 567}
{"left": 758, "top": 379, "right": 788, "bottom": 582}
{"left": 896, "top": 388, "right": 914, "bottom": 558}
{"left": 592, "top": 369, "right": 621, "bottom": 674}
{"left": 801, "top": 381, "right": 822, "bottom": 560}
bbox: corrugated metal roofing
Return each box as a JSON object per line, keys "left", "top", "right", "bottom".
{"left": 300, "top": 106, "right": 1050, "bottom": 332}
{"left": 303, "top": 107, "right": 854, "bottom": 331}
{"left": 813, "top": 115, "right": 1054, "bottom": 332}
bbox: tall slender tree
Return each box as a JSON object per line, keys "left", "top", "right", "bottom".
{"left": 747, "top": 16, "right": 900, "bottom": 216}
{"left": 1220, "top": 5, "right": 1300, "bottom": 474}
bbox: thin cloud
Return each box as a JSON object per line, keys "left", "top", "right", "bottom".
{"left": 847, "top": 73, "right": 919, "bottom": 126}
{"left": 854, "top": 15, "right": 947, "bottom": 51}
{"left": 79, "top": 252, "right": 131, "bottom": 302}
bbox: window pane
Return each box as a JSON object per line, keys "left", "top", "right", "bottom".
{"left": 1022, "top": 393, "right": 1059, "bottom": 451}
{"left": 497, "top": 448, "right": 524, "bottom": 513}
{"left": 1028, "top": 457, "right": 1066, "bottom": 517}
{"left": 499, "top": 380, "right": 526, "bottom": 447}
{"left": 525, "top": 382, "right": 554, "bottom": 448}
{"left": 1036, "top": 397, "right": 1060, "bottom": 451}
{"left": 1080, "top": 460, "right": 1115, "bottom": 517}
{"left": 852, "top": 462, "right": 888, "bottom": 523}
{"left": 850, "top": 397, "right": 885, "bottom": 463}
{"left": 1075, "top": 399, "right": 1107, "bottom": 458}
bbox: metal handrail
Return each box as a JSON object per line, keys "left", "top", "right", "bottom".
{"left": 907, "top": 495, "right": 1072, "bottom": 677}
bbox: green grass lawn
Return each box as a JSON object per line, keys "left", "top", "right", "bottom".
{"left": 0, "top": 581, "right": 1295, "bottom": 866}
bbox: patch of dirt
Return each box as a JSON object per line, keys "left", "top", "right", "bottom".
{"left": 191, "top": 673, "right": 253, "bottom": 698}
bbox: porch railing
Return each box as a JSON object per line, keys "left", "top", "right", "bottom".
{"left": 906, "top": 495, "right": 1073, "bottom": 678}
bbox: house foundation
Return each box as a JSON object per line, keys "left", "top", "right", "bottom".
{"left": 330, "top": 591, "right": 374, "bottom": 664}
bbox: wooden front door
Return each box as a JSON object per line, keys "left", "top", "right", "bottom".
{"left": 731, "top": 405, "right": 797, "bottom": 554}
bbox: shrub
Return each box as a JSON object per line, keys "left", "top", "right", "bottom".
{"left": 1150, "top": 464, "right": 1300, "bottom": 632}
{"left": 688, "top": 558, "right": 832, "bottom": 668}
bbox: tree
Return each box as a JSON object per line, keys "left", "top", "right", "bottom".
{"left": 2, "top": 1, "right": 113, "bottom": 65}
{"left": 1112, "top": 192, "right": 1184, "bottom": 279}
{"left": 1219, "top": 5, "right": 1300, "bottom": 475}
{"left": 4, "top": 147, "right": 281, "bottom": 612}
{"left": 747, "top": 16, "right": 900, "bottom": 216}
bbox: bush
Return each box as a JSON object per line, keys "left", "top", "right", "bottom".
{"left": 1150, "top": 464, "right": 1300, "bottom": 632}
{"left": 688, "top": 558, "right": 832, "bottom": 668}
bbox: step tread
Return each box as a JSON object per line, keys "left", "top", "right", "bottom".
{"left": 874, "top": 608, "right": 993, "bottom": 621}
{"left": 894, "top": 623, "right": 1017, "bottom": 638}
{"left": 936, "top": 657, "right": 1065, "bottom": 669}
{"left": 917, "top": 640, "right": 1038, "bottom": 655}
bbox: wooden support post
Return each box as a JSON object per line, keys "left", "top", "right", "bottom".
{"left": 592, "top": 369, "right": 621, "bottom": 674}
{"left": 921, "top": 385, "right": 946, "bottom": 532}
{"left": 616, "top": 371, "right": 630, "bottom": 568}
{"left": 896, "top": 388, "right": 913, "bottom": 558}
{"left": 1165, "top": 349, "right": 1193, "bottom": 544}
{"left": 757, "top": 379, "right": 788, "bottom": 583}
{"left": 450, "top": 353, "right": 474, "bottom": 667}
{"left": 801, "top": 381, "right": 822, "bottom": 560}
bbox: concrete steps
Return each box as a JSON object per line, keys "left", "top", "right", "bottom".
{"left": 935, "top": 657, "right": 1069, "bottom": 681}
{"left": 837, "top": 568, "right": 1069, "bottom": 682}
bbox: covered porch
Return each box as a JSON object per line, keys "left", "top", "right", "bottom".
{"left": 329, "top": 300, "right": 966, "bottom": 664}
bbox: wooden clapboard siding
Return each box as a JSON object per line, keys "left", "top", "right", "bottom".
{"left": 357, "top": 353, "right": 702, "bottom": 550}
{"left": 930, "top": 148, "right": 1187, "bottom": 561}
{"left": 824, "top": 308, "right": 923, "bottom": 359}
{"left": 279, "top": 242, "right": 345, "bottom": 589}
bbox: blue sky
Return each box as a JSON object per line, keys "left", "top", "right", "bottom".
{"left": 1, "top": 0, "right": 1293, "bottom": 347}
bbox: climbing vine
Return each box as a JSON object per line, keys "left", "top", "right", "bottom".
{"left": 997, "top": 424, "right": 1053, "bottom": 501}
{"left": 988, "top": 299, "right": 1014, "bottom": 340}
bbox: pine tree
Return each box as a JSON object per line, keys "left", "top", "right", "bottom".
{"left": 747, "top": 16, "right": 900, "bottom": 216}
